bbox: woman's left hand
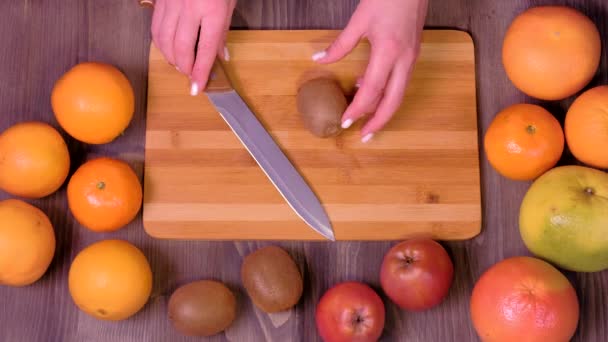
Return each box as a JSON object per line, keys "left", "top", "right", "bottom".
{"left": 312, "top": 0, "right": 429, "bottom": 142}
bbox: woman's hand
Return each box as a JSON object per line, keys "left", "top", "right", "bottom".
{"left": 313, "top": 0, "right": 428, "bottom": 142}
{"left": 151, "top": 0, "right": 236, "bottom": 96}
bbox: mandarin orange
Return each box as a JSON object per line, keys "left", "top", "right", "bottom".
{"left": 484, "top": 103, "right": 564, "bottom": 181}
{"left": 67, "top": 157, "right": 142, "bottom": 232}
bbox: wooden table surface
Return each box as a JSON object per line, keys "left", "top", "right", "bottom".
{"left": 1, "top": 0, "right": 607, "bottom": 341}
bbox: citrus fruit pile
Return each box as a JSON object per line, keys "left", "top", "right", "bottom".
{"left": 476, "top": 5, "right": 607, "bottom": 341}
{"left": 0, "top": 61, "right": 151, "bottom": 321}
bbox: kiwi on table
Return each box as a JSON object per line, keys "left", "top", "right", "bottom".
{"left": 167, "top": 280, "right": 237, "bottom": 337}
{"left": 241, "top": 245, "right": 304, "bottom": 313}
{"left": 296, "top": 77, "right": 348, "bottom": 138}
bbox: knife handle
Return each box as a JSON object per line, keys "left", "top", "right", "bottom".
{"left": 205, "top": 59, "right": 233, "bottom": 93}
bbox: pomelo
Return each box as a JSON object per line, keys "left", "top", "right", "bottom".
{"left": 519, "top": 165, "right": 608, "bottom": 272}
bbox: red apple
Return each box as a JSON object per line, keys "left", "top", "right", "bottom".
{"left": 380, "top": 238, "right": 454, "bottom": 311}
{"left": 315, "top": 282, "right": 385, "bottom": 342}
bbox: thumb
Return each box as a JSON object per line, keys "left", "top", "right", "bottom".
{"left": 312, "top": 19, "right": 365, "bottom": 64}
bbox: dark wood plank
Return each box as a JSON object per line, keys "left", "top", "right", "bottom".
{"left": 1, "top": 0, "right": 607, "bottom": 341}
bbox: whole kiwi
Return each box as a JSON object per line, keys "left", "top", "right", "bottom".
{"left": 241, "top": 246, "right": 304, "bottom": 313}
{"left": 296, "top": 77, "right": 347, "bottom": 138}
{"left": 167, "top": 280, "right": 237, "bottom": 337}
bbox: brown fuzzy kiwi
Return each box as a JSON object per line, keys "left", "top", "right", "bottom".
{"left": 167, "top": 280, "right": 237, "bottom": 336}
{"left": 296, "top": 77, "right": 347, "bottom": 138}
{"left": 241, "top": 246, "right": 304, "bottom": 313}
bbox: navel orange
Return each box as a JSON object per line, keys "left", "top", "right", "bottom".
{"left": 68, "top": 239, "right": 153, "bottom": 321}
{"left": 0, "top": 121, "right": 70, "bottom": 198}
{"left": 565, "top": 85, "right": 608, "bottom": 169}
{"left": 0, "top": 199, "right": 56, "bottom": 287}
{"left": 51, "top": 62, "right": 135, "bottom": 144}
{"left": 67, "top": 157, "right": 142, "bottom": 232}
{"left": 484, "top": 103, "right": 564, "bottom": 181}
{"left": 502, "top": 6, "right": 601, "bottom": 100}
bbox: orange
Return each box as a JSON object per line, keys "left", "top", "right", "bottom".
{"left": 0, "top": 121, "right": 70, "bottom": 198}
{"left": 565, "top": 85, "right": 608, "bottom": 168}
{"left": 502, "top": 6, "right": 601, "bottom": 100}
{"left": 67, "top": 157, "right": 142, "bottom": 232}
{"left": 0, "top": 199, "right": 56, "bottom": 286}
{"left": 68, "top": 239, "right": 153, "bottom": 321}
{"left": 470, "top": 256, "right": 579, "bottom": 342}
{"left": 51, "top": 62, "right": 135, "bottom": 144}
{"left": 484, "top": 103, "right": 564, "bottom": 181}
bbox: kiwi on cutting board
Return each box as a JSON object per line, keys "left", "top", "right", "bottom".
{"left": 241, "top": 245, "right": 304, "bottom": 313}
{"left": 296, "top": 77, "right": 348, "bottom": 138}
{"left": 167, "top": 280, "right": 237, "bottom": 337}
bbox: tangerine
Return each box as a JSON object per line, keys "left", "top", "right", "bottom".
{"left": 484, "top": 103, "right": 564, "bottom": 181}
{"left": 67, "top": 157, "right": 142, "bottom": 232}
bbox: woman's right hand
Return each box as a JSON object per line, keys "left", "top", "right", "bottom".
{"left": 151, "top": 0, "right": 236, "bottom": 96}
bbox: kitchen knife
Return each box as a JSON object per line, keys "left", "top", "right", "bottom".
{"left": 202, "top": 60, "right": 335, "bottom": 241}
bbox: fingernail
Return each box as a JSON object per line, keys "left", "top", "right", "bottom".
{"left": 190, "top": 82, "right": 199, "bottom": 96}
{"left": 224, "top": 46, "right": 230, "bottom": 61}
{"left": 175, "top": 65, "right": 180, "bottom": 72}
{"left": 354, "top": 82, "right": 360, "bottom": 88}
{"left": 341, "top": 119, "right": 353, "bottom": 129}
{"left": 362, "top": 133, "right": 374, "bottom": 143}
{"left": 312, "top": 50, "right": 327, "bottom": 61}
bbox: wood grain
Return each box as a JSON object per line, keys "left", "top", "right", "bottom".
{"left": 1, "top": 0, "right": 608, "bottom": 341}
{"left": 143, "top": 30, "right": 482, "bottom": 241}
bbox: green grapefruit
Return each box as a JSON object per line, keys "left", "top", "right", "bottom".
{"left": 519, "top": 165, "right": 608, "bottom": 272}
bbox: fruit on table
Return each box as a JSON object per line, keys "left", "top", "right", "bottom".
{"left": 565, "top": 85, "right": 608, "bottom": 169}
{"left": 67, "top": 157, "right": 142, "bottom": 232}
{"left": 0, "top": 199, "right": 55, "bottom": 287}
{"left": 168, "top": 280, "right": 237, "bottom": 337}
{"left": 519, "top": 165, "right": 608, "bottom": 272}
{"left": 315, "top": 281, "right": 385, "bottom": 342}
{"left": 68, "top": 239, "right": 152, "bottom": 321}
{"left": 0, "top": 121, "right": 70, "bottom": 198}
{"left": 241, "top": 245, "right": 303, "bottom": 313}
{"left": 380, "top": 238, "right": 453, "bottom": 311}
{"left": 470, "top": 256, "right": 579, "bottom": 342}
{"left": 296, "top": 77, "right": 347, "bottom": 138}
{"left": 51, "top": 62, "right": 135, "bottom": 144}
{"left": 502, "top": 5, "right": 601, "bottom": 100}
{"left": 484, "top": 103, "right": 564, "bottom": 181}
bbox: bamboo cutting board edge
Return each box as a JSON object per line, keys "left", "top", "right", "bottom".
{"left": 142, "top": 29, "right": 482, "bottom": 241}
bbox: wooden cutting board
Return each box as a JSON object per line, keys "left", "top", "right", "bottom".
{"left": 142, "top": 30, "right": 481, "bottom": 241}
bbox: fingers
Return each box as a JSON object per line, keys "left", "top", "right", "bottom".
{"left": 157, "top": 0, "right": 182, "bottom": 66}
{"left": 340, "top": 40, "right": 398, "bottom": 133}
{"left": 218, "top": 0, "right": 237, "bottom": 61}
{"left": 190, "top": 12, "right": 226, "bottom": 95}
{"left": 360, "top": 56, "right": 415, "bottom": 139}
{"left": 173, "top": 9, "right": 200, "bottom": 74}
{"left": 312, "top": 13, "right": 365, "bottom": 64}
{"left": 150, "top": 0, "right": 166, "bottom": 48}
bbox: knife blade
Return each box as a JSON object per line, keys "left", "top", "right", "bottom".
{"left": 202, "top": 60, "right": 335, "bottom": 241}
